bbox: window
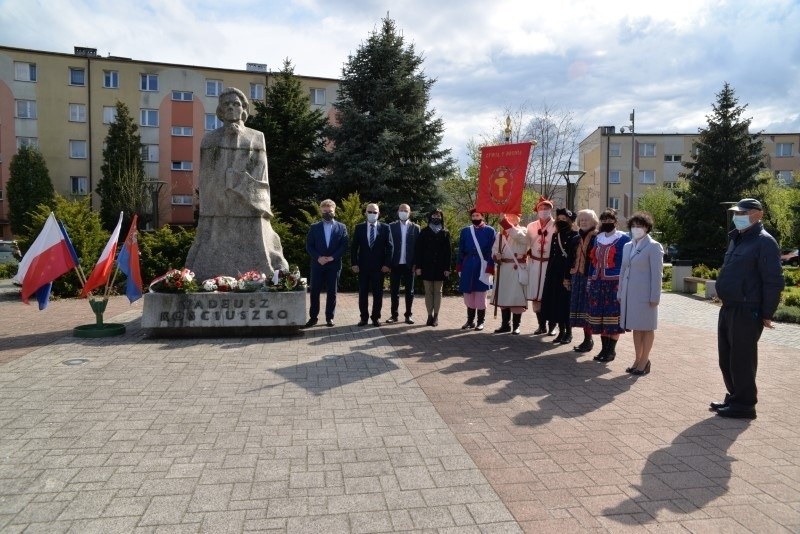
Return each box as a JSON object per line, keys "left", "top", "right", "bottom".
{"left": 609, "top": 143, "right": 621, "bottom": 157}
{"left": 776, "top": 143, "right": 793, "bottom": 157}
{"left": 103, "top": 70, "right": 119, "bottom": 88}
{"left": 140, "top": 109, "right": 159, "bottom": 127}
{"left": 664, "top": 154, "right": 682, "bottom": 162}
{"left": 609, "top": 170, "right": 621, "bottom": 184}
{"left": 639, "top": 170, "right": 656, "bottom": 184}
{"left": 172, "top": 90, "right": 193, "bottom": 101}
{"left": 171, "top": 126, "right": 193, "bottom": 136}
{"left": 310, "top": 88, "right": 326, "bottom": 105}
{"left": 15, "top": 99, "right": 37, "bottom": 119}
{"left": 639, "top": 143, "right": 656, "bottom": 157}
{"left": 69, "top": 67, "right": 86, "bottom": 86}
{"left": 69, "top": 103, "right": 86, "bottom": 122}
{"left": 71, "top": 176, "right": 88, "bottom": 196}
{"left": 141, "top": 145, "right": 159, "bottom": 162}
{"left": 205, "top": 113, "right": 222, "bottom": 130}
{"left": 206, "top": 80, "right": 223, "bottom": 96}
{"left": 140, "top": 74, "right": 158, "bottom": 91}
{"left": 69, "top": 140, "right": 87, "bottom": 159}
{"left": 103, "top": 106, "right": 117, "bottom": 124}
{"left": 250, "top": 83, "right": 264, "bottom": 101}
{"left": 664, "top": 181, "right": 679, "bottom": 189}
{"left": 16, "top": 137, "right": 38, "bottom": 149}
{"left": 609, "top": 197, "right": 620, "bottom": 210}
{"left": 172, "top": 195, "right": 194, "bottom": 205}
{"left": 171, "top": 161, "right": 193, "bottom": 171}
{"left": 14, "top": 62, "right": 37, "bottom": 82}
{"left": 775, "top": 170, "right": 794, "bottom": 185}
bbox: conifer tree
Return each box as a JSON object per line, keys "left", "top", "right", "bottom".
{"left": 7, "top": 145, "right": 55, "bottom": 234}
{"left": 96, "top": 101, "right": 146, "bottom": 232}
{"left": 677, "top": 83, "right": 764, "bottom": 266}
{"left": 321, "top": 15, "right": 454, "bottom": 216}
{"left": 246, "top": 59, "right": 327, "bottom": 221}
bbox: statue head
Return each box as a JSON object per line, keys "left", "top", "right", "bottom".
{"left": 216, "top": 87, "right": 249, "bottom": 123}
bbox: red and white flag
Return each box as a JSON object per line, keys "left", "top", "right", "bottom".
{"left": 80, "top": 212, "right": 123, "bottom": 297}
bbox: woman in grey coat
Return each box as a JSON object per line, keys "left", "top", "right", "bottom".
{"left": 617, "top": 212, "right": 663, "bottom": 375}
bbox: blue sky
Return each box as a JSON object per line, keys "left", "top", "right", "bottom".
{"left": 2, "top": 0, "right": 799, "bottom": 170}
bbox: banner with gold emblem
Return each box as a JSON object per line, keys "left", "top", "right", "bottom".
{"left": 475, "top": 142, "right": 532, "bottom": 214}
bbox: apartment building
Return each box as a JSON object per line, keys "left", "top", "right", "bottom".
{"left": 577, "top": 126, "right": 800, "bottom": 219}
{"left": 0, "top": 45, "right": 340, "bottom": 239}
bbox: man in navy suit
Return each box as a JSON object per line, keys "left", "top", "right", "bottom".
{"left": 305, "top": 199, "right": 349, "bottom": 327}
{"left": 351, "top": 203, "right": 394, "bottom": 326}
{"left": 388, "top": 203, "right": 421, "bottom": 324}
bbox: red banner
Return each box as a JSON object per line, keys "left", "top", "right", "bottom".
{"left": 475, "top": 142, "right": 532, "bottom": 214}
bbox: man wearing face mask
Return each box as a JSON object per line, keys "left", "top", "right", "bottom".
{"left": 388, "top": 204, "right": 421, "bottom": 324}
{"left": 711, "top": 198, "right": 783, "bottom": 419}
{"left": 526, "top": 197, "right": 557, "bottom": 335}
{"left": 305, "top": 199, "right": 349, "bottom": 327}
{"left": 351, "top": 203, "right": 394, "bottom": 327}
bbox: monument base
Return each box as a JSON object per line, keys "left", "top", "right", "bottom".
{"left": 142, "top": 291, "right": 306, "bottom": 337}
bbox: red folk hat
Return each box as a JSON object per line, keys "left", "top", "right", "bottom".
{"left": 536, "top": 196, "right": 553, "bottom": 211}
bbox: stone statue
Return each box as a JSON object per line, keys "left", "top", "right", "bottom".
{"left": 186, "top": 87, "right": 289, "bottom": 280}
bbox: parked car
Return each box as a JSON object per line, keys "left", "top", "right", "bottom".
{"left": 0, "top": 240, "right": 21, "bottom": 264}
{"left": 781, "top": 248, "right": 799, "bottom": 266}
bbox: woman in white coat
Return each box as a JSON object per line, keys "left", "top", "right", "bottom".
{"left": 617, "top": 212, "right": 664, "bottom": 375}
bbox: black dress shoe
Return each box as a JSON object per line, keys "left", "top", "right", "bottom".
{"left": 574, "top": 338, "right": 594, "bottom": 353}
{"left": 709, "top": 401, "right": 729, "bottom": 411}
{"left": 715, "top": 406, "right": 756, "bottom": 419}
{"left": 630, "top": 361, "right": 651, "bottom": 375}
{"left": 405, "top": 318, "right": 414, "bottom": 324}
{"left": 552, "top": 331, "right": 565, "bottom": 344}
{"left": 386, "top": 317, "right": 399, "bottom": 323}
{"left": 511, "top": 326, "right": 521, "bottom": 335}
{"left": 426, "top": 316, "right": 434, "bottom": 326}
{"left": 357, "top": 320, "right": 368, "bottom": 327}
{"left": 326, "top": 320, "right": 335, "bottom": 327}
{"left": 304, "top": 319, "right": 318, "bottom": 328}
{"left": 371, "top": 320, "right": 380, "bottom": 327}
{"left": 559, "top": 334, "right": 572, "bottom": 345}
{"left": 532, "top": 326, "right": 547, "bottom": 335}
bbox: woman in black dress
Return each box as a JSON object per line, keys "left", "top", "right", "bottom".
{"left": 540, "top": 208, "right": 579, "bottom": 344}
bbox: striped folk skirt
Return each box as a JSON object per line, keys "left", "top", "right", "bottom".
{"left": 585, "top": 278, "right": 625, "bottom": 335}
{"left": 568, "top": 273, "right": 590, "bottom": 327}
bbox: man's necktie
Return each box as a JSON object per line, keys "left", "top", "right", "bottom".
{"left": 369, "top": 224, "right": 375, "bottom": 247}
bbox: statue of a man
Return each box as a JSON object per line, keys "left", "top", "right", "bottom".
{"left": 186, "top": 87, "right": 289, "bottom": 280}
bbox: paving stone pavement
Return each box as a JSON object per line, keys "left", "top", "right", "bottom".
{"left": 0, "top": 290, "right": 798, "bottom": 533}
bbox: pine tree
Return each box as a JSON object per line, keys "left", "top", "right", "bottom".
{"left": 7, "top": 145, "right": 55, "bottom": 234}
{"left": 246, "top": 59, "right": 327, "bottom": 221}
{"left": 96, "top": 101, "right": 146, "bottom": 232}
{"left": 321, "top": 15, "right": 454, "bottom": 216}
{"left": 677, "top": 83, "right": 764, "bottom": 266}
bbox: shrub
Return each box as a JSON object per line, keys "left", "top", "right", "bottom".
{"left": 138, "top": 226, "right": 196, "bottom": 285}
{"left": 0, "top": 262, "right": 18, "bottom": 280}
{"left": 782, "top": 292, "right": 800, "bottom": 308}
{"left": 692, "top": 264, "right": 719, "bottom": 280}
{"left": 784, "top": 268, "right": 800, "bottom": 287}
{"left": 773, "top": 304, "right": 800, "bottom": 324}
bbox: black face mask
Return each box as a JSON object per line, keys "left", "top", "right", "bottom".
{"left": 322, "top": 212, "right": 334, "bottom": 221}
{"left": 429, "top": 218, "right": 442, "bottom": 225}
{"left": 600, "top": 222, "right": 616, "bottom": 233}
{"left": 471, "top": 219, "right": 483, "bottom": 226}
{"left": 556, "top": 220, "right": 571, "bottom": 232}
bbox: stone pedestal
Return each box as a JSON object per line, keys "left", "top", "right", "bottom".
{"left": 671, "top": 259, "right": 693, "bottom": 292}
{"left": 142, "top": 291, "right": 306, "bottom": 337}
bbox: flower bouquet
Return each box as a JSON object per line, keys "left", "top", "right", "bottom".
{"left": 236, "top": 270, "right": 267, "bottom": 292}
{"left": 267, "top": 265, "right": 305, "bottom": 292}
{"left": 149, "top": 268, "right": 198, "bottom": 293}
{"left": 201, "top": 275, "right": 238, "bottom": 292}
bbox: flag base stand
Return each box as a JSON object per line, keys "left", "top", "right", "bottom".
{"left": 73, "top": 297, "right": 126, "bottom": 338}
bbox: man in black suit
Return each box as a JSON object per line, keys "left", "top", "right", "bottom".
{"left": 305, "top": 199, "right": 349, "bottom": 327}
{"left": 351, "top": 203, "right": 394, "bottom": 326}
{"left": 388, "top": 203, "right": 420, "bottom": 324}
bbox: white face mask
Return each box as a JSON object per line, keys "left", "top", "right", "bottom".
{"left": 732, "top": 214, "right": 752, "bottom": 230}
{"left": 538, "top": 210, "right": 552, "bottom": 221}
{"left": 366, "top": 213, "right": 378, "bottom": 223}
{"left": 631, "top": 227, "right": 646, "bottom": 240}
{"left": 397, "top": 211, "right": 409, "bottom": 221}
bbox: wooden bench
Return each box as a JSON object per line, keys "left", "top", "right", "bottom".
{"left": 683, "top": 276, "right": 710, "bottom": 294}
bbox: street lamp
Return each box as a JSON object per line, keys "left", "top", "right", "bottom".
{"left": 143, "top": 179, "right": 166, "bottom": 230}
{"left": 557, "top": 159, "right": 586, "bottom": 212}
{"left": 504, "top": 115, "right": 512, "bottom": 144}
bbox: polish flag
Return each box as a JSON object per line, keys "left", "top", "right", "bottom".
{"left": 80, "top": 212, "right": 123, "bottom": 297}
{"left": 13, "top": 213, "right": 78, "bottom": 308}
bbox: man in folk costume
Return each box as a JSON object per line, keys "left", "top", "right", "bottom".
{"left": 526, "top": 196, "right": 557, "bottom": 334}
{"left": 457, "top": 208, "right": 496, "bottom": 331}
{"left": 491, "top": 213, "right": 530, "bottom": 335}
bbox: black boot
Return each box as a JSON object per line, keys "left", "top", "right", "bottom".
{"left": 552, "top": 327, "right": 565, "bottom": 344}
{"left": 511, "top": 313, "right": 522, "bottom": 335}
{"left": 533, "top": 312, "right": 547, "bottom": 335}
{"left": 574, "top": 332, "right": 594, "bottom": 352}
{"left": 426, "top": 313, "right": 434, "bottom": 326}
{"left": 560, "top": 325, "right": 572, "bottom": 344}
{"left": 475, "top": 309, "right": 486, "bottom": 331}
{"left": 494, "top": 309, "right": 512, "bottom": 333}
{"left": 599, "top": 338, "right": 617, "bottom": 362}
{"left": 593, "top": 336, "right": 608, "bottom": 361}
{"left": 461, "top": 308, "right": 476, "bottom": 329}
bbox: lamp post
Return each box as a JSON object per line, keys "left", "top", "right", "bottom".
{"left": 720, "top": 201, "right": 737, "bottom": 247}
{"left": 628, "top": 109, "right": 635, "bottom": 217}
{"left": 504, "top": 115, "right": 512, "bottom": 144}
{"left": 557, "top": 159, "right": 586, "bottom": 212}
{"left": 143, "top": 179, "right": 166, "bottom": 230}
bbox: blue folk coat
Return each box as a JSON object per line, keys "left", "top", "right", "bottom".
{"left": 457, "top": 223, "right": 496, "bottom": 293}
